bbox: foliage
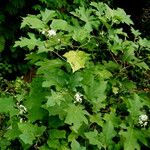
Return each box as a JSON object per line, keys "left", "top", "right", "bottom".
{"left": 0, "top": 1, "right": 150, "bottom": 150}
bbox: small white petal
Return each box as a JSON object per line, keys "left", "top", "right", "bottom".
{"left": 74, "top": 92, "right": 83, "bottom": 103}
{"left": 47, "top": 29, "right": 56, "bottom": 36}
{"left": 42, "top": 30, "right": 46, "bottom": 35}
{"left": 139, "top": 114, "right": 148, "bottom": 121}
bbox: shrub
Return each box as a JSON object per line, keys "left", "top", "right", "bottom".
{"left": 0, "top": 2, "right": 150, "bottom": 149}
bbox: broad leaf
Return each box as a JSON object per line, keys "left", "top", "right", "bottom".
{"left": 50, "top": 19, "right": 70, "bottom": 31}
{"left": 0, "top": 97, "right": 17, "bottom": 116}
{"left": 46, "top": 91, "right": 66, "bottom": 107}
{"left": 71, "top": 7, "right": 98, "bottom": 31}
{"left": 21, "top": 15, "right": 45, "bottom": 29}
{"left": 85, "top": 130, "right": 102, "bottom": 149}
{"left": 120, "top": 127, "right": 141, "bottom": 150}
{"left": 72, "top": 27, "right": 90, "bottom": 42}
{"left": 18, "top": 122, "right": 46, "bottom": 145}
{"left": 65, "top": 104, "right": 88, "bottom": 132}
{"left": 71, "top": 140, "right": 86, "bottom": 150}
{"left": 49, "top": 129, "right": 66, "bottom": 139}
{"left": 14, "top": 33, "right": 42, "bottom": 50}
{"left": 63, "top": 50, "right": 90, "bottom": 72}
{"left": 41, "top": 9, "right": 57, "bottom": 23}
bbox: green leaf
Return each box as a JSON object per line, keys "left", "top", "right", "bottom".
{"left": 14, "top": 33, "right": 42, "bottom": 50}
{"left": 68, "top": 72, "right": 83, "bottom": 90}
{"left": 63, "top": 50, "right": 90, "bottom": 72}
{"left": 104, "top": 61, "right": 121, "bottom": 72}
{"left": 0, "top": 97, "right": 14, "bottom": 113}
{"left": 50, "top": 19, "right": 70, "bottom": 31}
{"left": 21, "top": 15, "right": 45, "bottom": 29}
{"left": 71, "top": 140, "right": 86, "bottom": 150}
{"left": 49, "top": 129, "right": 66, "bottom": 139}
{"left": 100, "top": 113, "right": 117, "bottom": 148}
{"left": 18, "top": 122, "right": 46, "bottom": 145}
{"left": 47, "top": 139, "right": 60, "bottom": 149}
{"left": 124, "top": 93, "right": 145, "bottom": 119}
{"left": 96, "top": 69, "right": 113, "bottom": 80}
{"left": 41, "top": 69, "right": 68, "bottom": 90}
{"left": 44, "top": 102, "right": 67, "bottom": 120}
{"left": 46, "top": 91, "right": 65, "bottom": 107}
{"left": 131, "top": 27, "right": 141, "bottom": 37}
{"left": 136, "top": 62, "right": 149, "bottom": 70}
{"left": 83, "top": 78, "right": 107, "bottom": 103}
{"left": 0, "top": 138, "right": 11, "bottom": 150}
{"left": 72, "top": 27, "right": 90, "bottom": 42}
{"left": 41, "top": 9, "right": 57, "bottom": 23}
{"left": 65, "top": 104, "right": 88, "bottom": 132}
{"left": 25, "top": 77, "right": 49, "bottom": 122}
{"left": 139, "top": 38, "right": 150, "bottom": 49}
{"left": 4, "top": 120, "right": 21, "bottom": 140}
{"left": 120, "top": 127, "right": 140, "bottom": 150}
{"left": 113, "top": 8, "right": 133, "bottom": 25}
{"left": 71, "top": 7, "right": 97, "bottom": 31}
{"left": 37, "top": 60, "right": 67, "bottom": 90}
{"left": 0, "top": 97, "right": 17, "bottom": 116}
{"left": 85, "top": 130, "right": 102, "bottom": 149}
{"left": 89, "top": 113, "right": 103, "bottom": 126}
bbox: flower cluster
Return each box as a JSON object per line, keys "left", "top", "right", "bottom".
{"left": 138, "top": 114, "right": 148, "bottom": 127}
{"left": 74, "top": 92, "right": 83, "bottom": 103}
{"left": 41, "top": 29, "right": 56, "bottom": 37}
{"left": 18, "top": 104, "right": 27, "bottom": 115}
{"left": 16, "top": 103, "right": 27, "bottom": 123}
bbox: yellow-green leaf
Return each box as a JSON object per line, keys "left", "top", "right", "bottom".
{"left": 63, "top": 50, "right": 90, "bottom": 72}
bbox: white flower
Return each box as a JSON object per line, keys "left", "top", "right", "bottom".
{"left": 47, "top": 29, "right": 56, "bottom": 37}
{"left": 18, "top": 104, "right": 27, "bottom": 114}
{"left": 42, "top": 30, "right": 46, "bottom": 35}
{"left": 74, "top": 92, "right": 83, "bottom": 103}
{"left": 138, "top": 114, "right": 148, "bottom": 127}
{"left": 139, "top": 114, "right": 148, "bottom": 121}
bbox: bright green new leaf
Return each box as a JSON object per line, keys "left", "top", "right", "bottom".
{"left": 113, "top": 8, "right": 133, "bottom": 25}
{"left": 131, "top": 27, "right": 141, "bottom": 37}
{"left": 65, "top": 104, "right": 88, "bottom": 132}
{"left": 139, "top": 38, "right": 150, "bottom": 49}
{"left": 63, "top": 50, "right": 90, "bottom": 72}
